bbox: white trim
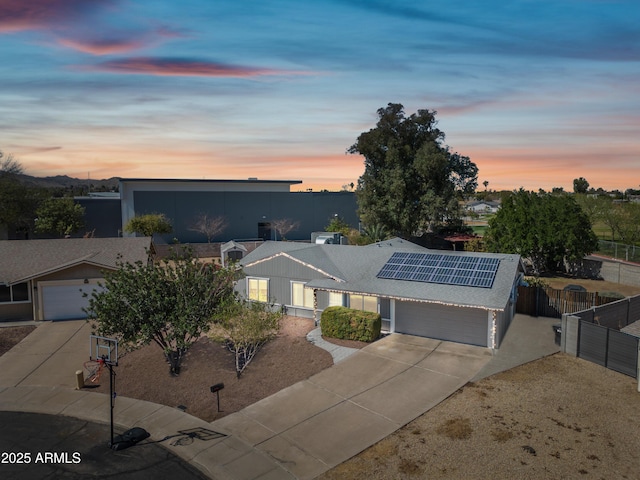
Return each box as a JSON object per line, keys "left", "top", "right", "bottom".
{"left": 244, "top": 252, "right": 346, "bottom": 282}
{"left": 487, "top": 310, "right": 495, "bottom": 349}
{"left": 390, "top": 299, "right": 396, "bottom": 333}
{"left": 10, "top": 260, "right": 117, "bottom": 285}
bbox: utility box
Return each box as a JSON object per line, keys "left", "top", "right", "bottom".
{"left": 311, "top": 232, "right": 347, "bottom": 244}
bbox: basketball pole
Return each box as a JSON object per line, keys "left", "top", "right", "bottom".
{"left": 107, "top": 362, "right": 115, "bottom": 448}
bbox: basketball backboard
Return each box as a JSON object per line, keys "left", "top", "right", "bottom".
{"left": 89, "top": 335, "right": 118, "bottom": 366}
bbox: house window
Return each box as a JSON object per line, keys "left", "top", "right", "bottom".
{"left": 328, "top": 292, "right": 343, "bottom": 307}
{"left": 227, "top": 250, "right": 243, "bottom": 262}
{"left": 349, "top": 294, "right": 378, "bottom": 313}
{"left": 0, "top": 282, "right": 30, "bottom": 303}
{"left": 291, "top": 282, "right": 314, "bottom": 308}
{"left": 247, "top": 278, "right": 268, "bottom": 302}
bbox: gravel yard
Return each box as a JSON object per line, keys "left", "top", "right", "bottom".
{"left": 320, "top": 353, "right": 640, "bottom": 479}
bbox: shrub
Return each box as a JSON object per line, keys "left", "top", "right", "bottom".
{"left": 599, "top": 291, "right": 626, "bottom": 300}
{"left": 523, "top": 276, "right": 549, "bottom": 288}
{"left": 321, "top": 306, "right": 381, "bottom": 342}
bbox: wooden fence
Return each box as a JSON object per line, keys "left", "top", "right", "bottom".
{"left": 516, "top": 286, "right": 620, "bottom": 318}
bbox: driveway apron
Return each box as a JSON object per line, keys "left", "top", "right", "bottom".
{"left": 212, "top": 334, "right": 492, "bottom": 479}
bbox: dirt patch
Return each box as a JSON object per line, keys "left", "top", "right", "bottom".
{"left": 0, "top": 326, "right": 36, "bottom": 356}
{"left": 87, "top": 316, "right": 337, "bottom": 422}
{"left": 542, "top": 276, "right": 640, "bottom": 297}
{"left": 322, "top": 336, "right": 370, "bottom": 349}
{"left": 319, "top": 353, "right": 640, "bottom": 480}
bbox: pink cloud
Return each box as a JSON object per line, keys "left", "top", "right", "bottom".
{"left": 0, "top": 0, "right": 112, "bottom": 33}
{"left": 55, "top": 26, "right": 187, "bottom": 55}
{"left": 83, "top": 57, "right": 311, "bottom": 77}
{"left": 57, "top": 37, "right": 147, "bottom": 55}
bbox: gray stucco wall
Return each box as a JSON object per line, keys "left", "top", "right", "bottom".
{"left": 241, "top": 255, "right": 330, "bottom": 309}
{"left": 598, "top": 260, "right": 640, "bottom": 287}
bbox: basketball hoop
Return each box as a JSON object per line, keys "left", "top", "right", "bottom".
{"left": 88, "top": 334, "right": 120, "bottom": 448}
{"left": 83, "top": 358, "right": 106, "bottom": 384}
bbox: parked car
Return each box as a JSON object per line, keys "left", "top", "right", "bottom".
{"left": 563, "top": 284, "right": 587, "bottom": 293}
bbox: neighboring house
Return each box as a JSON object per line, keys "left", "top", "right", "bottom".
{"left": 0, "top": 237, "right": 151, "bottom": 322}
{"left": 466, "top": 200, "right": 500, "bottom": 214}
{"left": 119, "top": 178, "right": 359, "bottom": 243}
{"left": 237, "top": 238, "right": 524, "bottom": 349}
{"left": 153, "top": 239, "right": 263, "bottom": 266}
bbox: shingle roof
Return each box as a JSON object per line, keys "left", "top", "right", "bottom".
{"left": 241, "top": 238, "right": 523, "bottom": 311}
{"left": 154, "top": 240, "right": 262, "bottom": 259}
{"left": 0, "top": 237, "right": 152, "bottom": 285}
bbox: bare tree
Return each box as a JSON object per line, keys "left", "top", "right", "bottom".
{"left": 271, "top": 218, "right": 300, "bottom": 241}
{"left": 0, "top": 151, "right": 23, "bottom": 176}
{"left": 209, "top": 299, "right": 281, "bottom": 378}
{"left": 188, "top": 214, "right": 227, "bottom": 243}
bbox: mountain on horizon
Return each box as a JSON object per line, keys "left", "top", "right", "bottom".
{"left": 16, "top": 173, "right": 121, "bottom": 191}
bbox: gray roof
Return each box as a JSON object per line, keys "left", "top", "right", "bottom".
{"left": 154, "top": 240, "right": 262, "bottom": 260}
{"left": 221, "top": 240, "right": 249, "bottom": 254}
{"left": 0, "top": 237, "right": 152, "bottom": 285}
{"left": 241, "top": 238, "right": 523, "bottom": 311}
{"left": 621, "top": 320, "right": 640, "bottom": 338}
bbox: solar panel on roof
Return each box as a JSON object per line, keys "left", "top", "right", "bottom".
{"left": 376, "top": 252, "right": 501, "bottom": 288}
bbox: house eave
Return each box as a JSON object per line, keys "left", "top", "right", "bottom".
{"left": 244, "top": 252, "right": 346, "bottom": 283}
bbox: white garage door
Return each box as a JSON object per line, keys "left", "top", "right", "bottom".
{"left": 41, "top": 282, "right": 105, "bottom": 321}
{"left": 395, "top": 301, "right": 488, "bottom": 347}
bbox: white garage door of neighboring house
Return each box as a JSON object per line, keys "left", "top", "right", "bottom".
{"left": 40, "top": 281, "right": 105, "bottom": 321}
{"left": 395, "top": 301, "right": 488, "bottom": 347}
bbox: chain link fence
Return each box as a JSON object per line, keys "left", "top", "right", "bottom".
{"left": 597, "top": 240, "right": 639, "bottom": 263}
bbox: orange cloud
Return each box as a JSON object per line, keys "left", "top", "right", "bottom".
{"left": 472, "top": 147, "right": 639, "bottom": 192}
{"left": 82, "top": 57, "right": 312, "bottom": 77}
{"left": 16, "top": 143, "right": 362, "bottom": 192}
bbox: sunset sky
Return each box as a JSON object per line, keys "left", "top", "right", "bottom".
{"left": 1, "top": 0, "right": 639, "bottom": 192}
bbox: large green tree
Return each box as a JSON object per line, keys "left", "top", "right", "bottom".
{"left": 124, "top": 213, "right": 172, "bottom": 237}
{"left": 85, "top": 249, "right": 237, "bottom": 375}
{"left": 348, "top": 103, "right": 478, "bottom": 237}
{"left": 484, "top": 189, "right": 598, "bottom": 274}
{"left": 574, "top": 193, "right": 610, "bottom": 227}
{"left": 573, "top": 177, "right": 590, "bottom": 194}
{"left": 0, "top": 152, "right": 44, "bottom": 237}
{"left": 606, "top": 202, "right": 640, "bottom": 258}
{"left": 34, "top": 197, "right": 85, "bottom": 237}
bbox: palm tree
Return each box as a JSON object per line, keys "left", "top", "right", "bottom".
{"left": 362, "top": 223, "right": 390, "bottom": 243}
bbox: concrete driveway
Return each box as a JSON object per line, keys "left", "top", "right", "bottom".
{"left": 0, "top": 320, "right": 91, "bottom": 388}
{"left": 213, "top": 334, "right": 492, "bottom": 479}
{"left": 0, "top": 314, "right": 558, "bottom": 479}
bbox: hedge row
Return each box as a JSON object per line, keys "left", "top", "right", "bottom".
{"left": 320, "top": 306, "right": 381, "bottom": 342}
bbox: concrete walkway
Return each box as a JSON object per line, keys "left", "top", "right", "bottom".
{"left": 305, "top": 327, "right": 359, "bottom": 363}
{"left": 473, "top": 313, "right": 560, "bottom": 381}
{"left": 0, "top": 314, "right": 559, "bottom": 479}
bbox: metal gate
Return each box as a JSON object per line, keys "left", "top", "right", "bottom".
{"left": 578, "top": 321, "right": 638, "bottom": 378}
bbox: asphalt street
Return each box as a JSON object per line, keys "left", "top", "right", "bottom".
{"left": 0, "top": 411, "right": 210, "bottom": 480}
